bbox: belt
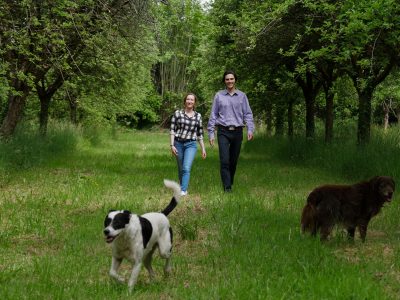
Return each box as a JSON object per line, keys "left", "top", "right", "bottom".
{"left": 217, "top": 125, "right": 243, "bottom": 131}
{"left": 175, "top": 137, "right": 195, "bottom": 142}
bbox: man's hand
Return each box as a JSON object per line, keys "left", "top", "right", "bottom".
{"left": 202, "top": 149, "right": 207, "bottom": 159}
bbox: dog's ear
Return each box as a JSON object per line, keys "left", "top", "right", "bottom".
{"left": 383, "top": 176, "right": 395, "bottom": 192}
{"left": 113, "top": 211, "right": 131, "bottom": 229}
{"left": 123, "top": 210, "right": 131, "bottom": 214}
{"left": 370, "top": 176, "right": 381, "bottom": 191}
{"left": 104, "top": 215, "right": 112, "bottom": 227}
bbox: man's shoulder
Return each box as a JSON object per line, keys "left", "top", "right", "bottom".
{"left": 215, "top": 89, "right": 228, "bottom": 96}
{"left": 234, "top": 89, "right": 246, "bottom": 96}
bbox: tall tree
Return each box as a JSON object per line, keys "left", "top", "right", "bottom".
{"left": 0, "top": 0, "right": 151, "bottom": 137}
{"left": 153, "top": 0, "right": 206, "bottom": 124}
{"left": 336, "top": 0, "right": 400, "bottom": 143}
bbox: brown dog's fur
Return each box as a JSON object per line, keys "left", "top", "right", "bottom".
{"left": 301, "top": 176, "right": 395, "bottom": 241}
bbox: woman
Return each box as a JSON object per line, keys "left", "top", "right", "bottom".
{"left": 207, "top": 70, "right": 254, "bottom": 192}
{"left": 170, "top": 93, "right": 206, "bottom": 196}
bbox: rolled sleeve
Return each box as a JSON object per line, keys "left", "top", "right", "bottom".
{"left": 170, "top": 111, "right": 178, "bottom": 135}
{"left": 207, "top": 94, "right": 219, "bottom": 140}
{"left": 243, "top": 95, "right": 254, "bottom": 134}
{"left": 197, "top": 113, "right": 204, "bottom": 140}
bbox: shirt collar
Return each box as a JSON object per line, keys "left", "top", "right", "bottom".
{"left": 224, "top": 89, "right": 238, "bottom": 96}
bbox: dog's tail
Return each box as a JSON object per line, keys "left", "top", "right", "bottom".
{"left": 161, "top": 179, "right": 181, "bottom": 216}
{"left": 301, "top": 194, "right": 318, "bottom": 235}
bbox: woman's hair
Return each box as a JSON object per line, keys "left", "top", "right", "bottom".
{"left": 183, "top": 93, "right": 197, "bottom": 105}
{"left": 222, "top": 70, "right": 237, "bottom": 83}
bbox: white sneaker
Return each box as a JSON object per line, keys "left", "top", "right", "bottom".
{"left": 180, "top": 191, "right": 187, "bottom": 196}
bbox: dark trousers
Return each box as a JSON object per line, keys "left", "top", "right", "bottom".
{"left": 217, "top": 127, "right": 243, "bottom": 190}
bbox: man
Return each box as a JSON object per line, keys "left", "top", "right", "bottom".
{"left": 208, "top": 70, "right": 254, "bottom": 192}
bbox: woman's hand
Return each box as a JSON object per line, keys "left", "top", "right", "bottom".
{"left": 171, "top": 145, "right": 178, "bottom": 156}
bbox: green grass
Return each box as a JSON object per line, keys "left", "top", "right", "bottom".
{"left": 1, "top": 126, "right": 400, "bottom": 299}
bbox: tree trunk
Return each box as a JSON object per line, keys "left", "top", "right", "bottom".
{"left": 0, "top": 77, "right": 30, "bottom": 138}
{"left": 357, "top": 89, "right": 373, "bottom": 144}
{"left": 69, "top": 97, "right": 78, "bottom": 125}
{"left": 39, "top": 96, "right": 51, "bottom": 136}
{"left": 265, "top": 100, "right": 273, "bottom": 136}
{"left": 324, "top": 84, "right": 334, "bottom": 143}
{"left": 305, "top": 93, "right": 315, "bottom": 139}
{"left": 383, "top": 109, "right": 389, "bottom": 131}
{"left": 0, "top": 93, "right": 28, "bottom": 138}
{"left": 275, "top": 103, "right": 285, "bottom": 136}
{"left": 383, "top": 101, "right": 390, "bottom": 131}
{"left": 348, "top": 54, "right": 396, "bottom": 144}
{"left": 296, "top": 72, "right": 321, "bottom": 139}
{"left": 396, "top": 110, "right": 400, "bottom": 126}
{"left": 36, "top": 74, "right": 65, "bottom": 136}
{"left": 287, "top": 101, "right": 293, "bottom": 137}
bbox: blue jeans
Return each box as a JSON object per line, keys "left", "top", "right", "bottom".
{"left": 174, "top": 140, "right": 198, "bottom": 192}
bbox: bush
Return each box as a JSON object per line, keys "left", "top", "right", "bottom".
{"left": 245, "top": 124, "right": 400, "bottom": 182}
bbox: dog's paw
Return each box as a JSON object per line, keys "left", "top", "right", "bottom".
{"left": 110, "top": 274, "right": 125, "bottom": 283}
{"left": 164, "top": 267, "right": 172, "bottom": 276}
{"left": 128, "top": 284, "right": 136, "bottom": 293}
{"left": 116, "top": 276, "right": 125, "bottom": 283}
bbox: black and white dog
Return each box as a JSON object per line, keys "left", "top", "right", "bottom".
{"left": 103, "top": 179, "right": 181, "bottom": 291}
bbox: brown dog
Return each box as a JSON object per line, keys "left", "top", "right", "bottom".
{"left": 301, "top": 176, "right": 395, "bottom": 241}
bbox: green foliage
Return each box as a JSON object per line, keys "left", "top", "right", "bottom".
{"left": 153, "top": 0, "right": 208, "bottom": 116}
{"left": 1, "top": 0, "right": 400, "bottom": 144}
{"left": 0, "top": 0, "right": 154, "bottom": 135}
{"left": 205, "top": 0, "right": 400, "bottom": 142}
{"left": 0, "top": 121, "right": 79, "bottom": 169}
{"left": 373, "top": 70, "right": 400, "bottom": 123}
{"left": 252, "top": 125, "right": 400, "bottom": 182}
{"left": 72, "top": 23, "right": 160, "bottom": 126}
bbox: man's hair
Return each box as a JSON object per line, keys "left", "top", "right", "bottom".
{"left": 222, "top": 70, "right": 237, "bottom": 83}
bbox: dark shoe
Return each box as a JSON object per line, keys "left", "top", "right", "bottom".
{"left": 224, "top": 187, "right": 232, "bottom": 193}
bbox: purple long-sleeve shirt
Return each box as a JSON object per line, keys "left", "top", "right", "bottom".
{"left": 207, "top": 89, "right": 255, "bottom": 140}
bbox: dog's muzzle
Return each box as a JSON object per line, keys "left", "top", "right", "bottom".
{"left": 103, "top": 229, "right": 118, "bottom": 243}
{"left": 385, "top": 192, "right": 394, "bottom": 202}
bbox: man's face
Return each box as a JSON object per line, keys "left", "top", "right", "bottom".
{"left": 224, "top": 74, "right": 236, "bottom": 90}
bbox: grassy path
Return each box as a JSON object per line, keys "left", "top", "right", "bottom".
{"left": 0, "top": 130, "right": 399, "bottom": 299}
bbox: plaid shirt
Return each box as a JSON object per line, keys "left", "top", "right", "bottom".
{"left": 170, "top": 110, "right": 204, "bottom": 141}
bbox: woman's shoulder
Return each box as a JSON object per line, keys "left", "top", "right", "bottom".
{"left": 174, "top": 109, "right": 184, "bottom": 115}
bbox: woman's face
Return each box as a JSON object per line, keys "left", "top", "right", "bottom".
{"left": 224, "top": 73, "right": 236, "bottom": 90}
{"left": 185, "top": 94, "right": 196, "bottom": 109}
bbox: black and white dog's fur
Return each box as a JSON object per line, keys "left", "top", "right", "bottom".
{"left": 103, "top": 179, "right": 181, "bottom": 291}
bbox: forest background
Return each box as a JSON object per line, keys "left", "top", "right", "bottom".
{"left": 2, "top": 1, "right": 400, "bottom": 298}
{"left": 1, "top": 0, "right": 400, "bottom": 143}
